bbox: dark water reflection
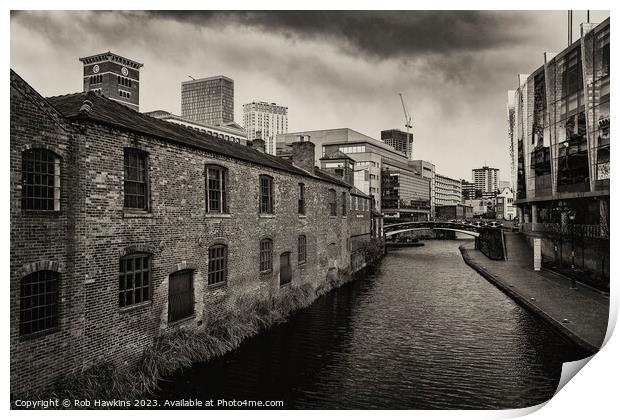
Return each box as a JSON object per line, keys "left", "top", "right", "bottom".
{"left": 155, "top": 238, "right": 587, "bottom": 409}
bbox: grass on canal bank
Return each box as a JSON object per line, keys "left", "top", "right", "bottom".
{"left": 42, "top": 264, "right": 378, "bottom": 403}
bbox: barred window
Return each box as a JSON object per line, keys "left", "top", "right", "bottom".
{"left": 20, "top": 270, "right": 59, "bottom": 336}
{"left": 298, "top": 183, "right": 305, "bottom": 215}
{"left": 119, "top": 254, "right": 151, "bottom": 307}
{"left": 124, "top": 149, "right": 148, "bottom": 210}
{"left": 260, "top": 238, "right": 273, "bottom": 272}
{"left": 328, "top": 189, "right": 337, "bottom": 216}
{"left": 342, "top": 192, "right": 347, "bottom": 216}
{"left": 260, "top": 175, "right": 273, "bottom": 213}
{"left": 22, "top": 149, "right": 61, "bottom": 211}
{"left": 208, "top": 245, "right": 227, "bottom": 286}
{"left": 298, "top": 235, "right": 307, "bottom": 265}
{"left": 206, "top": 165, "right": 228, "bottom": 213}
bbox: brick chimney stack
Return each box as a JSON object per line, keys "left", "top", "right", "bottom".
{"left": 290, "top": 140, "right": 315, "bottom": 173}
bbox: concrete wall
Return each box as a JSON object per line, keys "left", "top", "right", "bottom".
{"left": 526, "top": 234, "right": 609, "bottom": 286}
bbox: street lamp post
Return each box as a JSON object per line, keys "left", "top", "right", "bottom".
{"left": 568, "top": 210, "right": 577, "bottom": 289}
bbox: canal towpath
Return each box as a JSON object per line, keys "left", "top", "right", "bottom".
{"left": 460, "top": 232, "right": 609, "bottom": 354}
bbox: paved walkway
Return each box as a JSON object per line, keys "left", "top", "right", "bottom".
{"left": 460, "top": 232, "right": 609, "bottom": 354}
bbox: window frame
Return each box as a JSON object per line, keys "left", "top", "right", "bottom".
{"left": 205, "top": 165, "right": 229, "bottom": 214}
{"left": 342, "top": 191, "right": 347, "bottom": 216}
{"left": 259, "top": 238, "right": 273, "bottom": 273}
{"left": 21, "top": 148, "right": 61, "bottom": 212}
{"left": 123, "top": 148, "right": 149, "bottom": 211}
{"left": 19, "top": 270, "right": 60, "bottom": 337}
{"left": 259, "top": 175, "right": 274, "bottom": 214}
{"left": 298, "top": 183, "right": 306, "bottom": 215}
{"left": 298, "top": 235, "right": 307, "bottom": 265}
{"left": 328, "top": 189, "right": 337, "bottom": 216}
{"left": 168, "top": 269, "right": 195, "bottom": 323}
{"left": 208, "top": 244, "right": 228, "bottom": 286}
{"left": 119, "top": 253, "right": 152, "bottom": 308}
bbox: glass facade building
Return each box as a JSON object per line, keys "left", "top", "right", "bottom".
{"left": 181, "top": 76, "right": 234, "bottom": 126}
{"left": 381, "top": 165, "right": 431, "bottom": 221}
{"left": 508, "top": 18, "right": 610, "bottom": 228}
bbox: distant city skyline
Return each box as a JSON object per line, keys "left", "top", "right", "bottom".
{"left": 10, "top": 10, "right": 609, "bottom": 180}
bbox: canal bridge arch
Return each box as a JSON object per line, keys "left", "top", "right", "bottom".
{"left": 384, "top": 221, "right": 482, "bottom": 238}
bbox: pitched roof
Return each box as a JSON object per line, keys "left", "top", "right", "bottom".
{"left": 320, "top": 150, "right": 354, "bottom": 161}
{"left": 44, "top": 89, "right": 349, "bottom": 187}
{"left": 350, "top": 186, "right": 371, "bottom": 199}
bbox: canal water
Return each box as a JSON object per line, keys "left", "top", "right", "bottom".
{"left": 155, "top": 238, "right": 587, "bottom": 409}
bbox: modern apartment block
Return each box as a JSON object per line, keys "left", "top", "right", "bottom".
{"left": 181, "top": 76, "right": 234, "bottom": 126}
{"left": 461, "top": 179, "right": 477, "bottom": 201}
{"left": 79, "top": 51, "right": 143, "bottom": 112}
{"left": 507, "top": 18, "right": 609, "bottom": 279}
{"left": 380, "top": 165, "right": 431, "bottom": 221}
{"left": 409, "top": 160, "right": 436, "bottom": 217}
{"left": 243, "top": 101, "right": 288, "bottom": 155}
{"left": 508, "top": 17, "right": 609, "bottom": 227}
{"left": 435, "top": 173, "right": 462, "bottom": 207}
{"left": 472, "top": 166, "right": 499, "bottom": 198}
{"left": 380, "top": 129, "right": 413, "bottom": 159}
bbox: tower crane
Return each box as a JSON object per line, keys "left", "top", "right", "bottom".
{"left": 398, "top": 93, "right": 413, "bottom": 159}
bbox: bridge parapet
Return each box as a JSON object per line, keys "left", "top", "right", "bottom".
{"left": 384, "top": 221, "right": 506, "bottom": 260}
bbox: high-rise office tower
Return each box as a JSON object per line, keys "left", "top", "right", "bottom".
{"left": 79, "top": 51, "right": 143, "bottom": 112}
{"left": 381, "top": 129, "right": 413, "bottom": 159}
{"left": 472, "top": 166, "right": 500, "bottom": 196}
{"left": 243, "top": 101, "right": 288, "bottom": 155}
{"left": 181, "top": 76, "right": 234, "bottom": 126}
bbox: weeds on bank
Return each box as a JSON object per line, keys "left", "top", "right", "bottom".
{"left": 45, "top": 280, "right": 339, "bottom": 402}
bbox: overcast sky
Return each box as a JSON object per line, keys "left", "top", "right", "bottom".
{"left": 10, "top": 10, "right": 609, "bottom": 180}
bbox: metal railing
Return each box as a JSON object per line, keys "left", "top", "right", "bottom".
{"left": 522, "top": 222, "right": 609, "bottom": 239}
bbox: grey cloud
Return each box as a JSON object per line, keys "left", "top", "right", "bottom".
{"left": 144, "top": 10, "right": 537, "bottom": 59}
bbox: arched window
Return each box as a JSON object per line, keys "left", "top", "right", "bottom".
{"left": 208, "top": 244, "right": 227, "bottom": 286}
{"left": 20, "top": 270, "right": 59, "bottom": 336}
{"left": 298, "top": 235, "right": 307, "bottom": 265}
{"left": 22, "top": 148, "right": 60, "bottom": 211}
{"left": 205, "top": 165, "right": 228, "bottom": 213}
{"left": 260, "top": 238, "right": 273, "bottom": 272}
{"left": 119, "top": 253, "right": 152, "bottom": 307}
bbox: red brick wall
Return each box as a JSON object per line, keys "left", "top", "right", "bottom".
{"left": 10, "top": 81, "right": 352, "bottom": 396}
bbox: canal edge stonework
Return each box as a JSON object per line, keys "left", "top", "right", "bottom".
{"left": 459, "top": 245, "right": 599, "bottom": 355}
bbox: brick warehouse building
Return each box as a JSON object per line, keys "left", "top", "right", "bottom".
{"left": 10, "top": 70, "right": 375, "bottom": 396}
